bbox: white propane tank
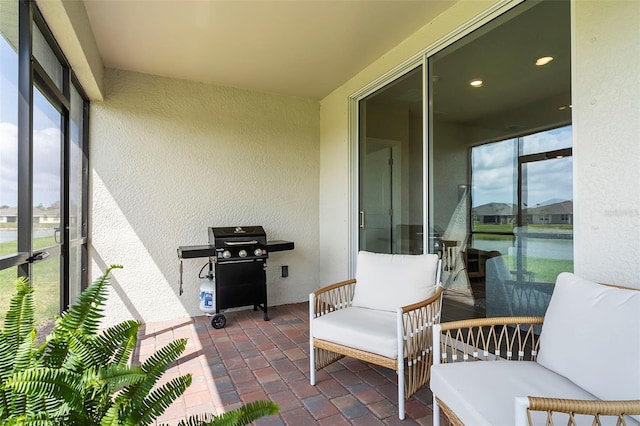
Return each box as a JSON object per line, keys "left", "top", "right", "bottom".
{"left": 199, "top": 275, "right": 216, "bottom": 314}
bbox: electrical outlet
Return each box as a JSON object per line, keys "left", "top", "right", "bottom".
{"left": 281, "top": 265, "right": 288, "bottom": 278}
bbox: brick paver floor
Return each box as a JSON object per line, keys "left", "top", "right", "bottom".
{"left": 134, "top": 302, "right": 435, "bottom": 425}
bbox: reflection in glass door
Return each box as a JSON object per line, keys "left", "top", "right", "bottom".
{"left": 358, "top": 66, "right": 424, "bottom": 254}
{"left": 428, "top": 0, "right": 572, "bottom": 318}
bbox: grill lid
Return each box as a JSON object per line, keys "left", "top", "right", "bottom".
{"left": 208, "top": 226, "right": 267, "bottom": 246}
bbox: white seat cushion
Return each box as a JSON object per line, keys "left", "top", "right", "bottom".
{"left": 430, "top": 361, "right": 636, "bottom": 426}
{"left": 351, "top": 251, "right": 439, "bottom": 312}
{"left": 312, "top": 307, "right": 398, "bottom": 359}
{"left": 537, "top": 272, "right": 640, "bottom": 402}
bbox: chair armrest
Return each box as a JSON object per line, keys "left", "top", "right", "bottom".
{"left": 436, "top": 316, "right": 544, "bottom": 363}
{"left": 311, "top": 279, "right": 356, "bottom": 318}
{"left": 401, "top": 286, "right": 443, "bottom": 361}
{"left": 515, "top": 396, "right": 640, "bottom": 426}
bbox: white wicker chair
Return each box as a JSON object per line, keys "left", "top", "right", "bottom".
{"left": 431, "top": 273, "right": 640, "bottom": 425}
{"left": 309, "top": 251, "right": 443, "bottom": 420}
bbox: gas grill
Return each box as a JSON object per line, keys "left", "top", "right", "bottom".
{"left": 177, "top": 226, "right": 294, "bottom": 328}
{"left": 208, "top": 226, "right": 269, "bottom": 324}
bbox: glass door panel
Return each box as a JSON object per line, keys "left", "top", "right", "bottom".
{"left": 31, "top": 86, "right": 62, "bottom": 328}
{"left": 69, "top": 85, "right": 83, "bottom": 242}
{"left": 32, "top": 87, "right": 62, "bottom": 251}
{"left": 358, "top": 66, "right": 423, "bottom": 254}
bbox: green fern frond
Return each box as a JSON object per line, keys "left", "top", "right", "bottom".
{"left": 130, "top": 374, "right": 192, "bottom": 425}
{"left": 230, "top": 400, "right": 279, "bottom": 426}
{"left": 174, "top": 413, "right": 218, "bottom": 426}
{"left": 93, "top": 365, "right": 146, "bottom": 394}
{"left": 197, "top": 411, "right": 240, "bottom": 426}
{"left": 12, "top": 330, "right": 37, "bottom": 373}
{"left": 119, "top": 338, "right": 187, "bottom": 410}
{"left": 38, "top": 339, "right": 76, "bottom": 373}
{"left": 175, "top": 400, "right": 279, "bottom": 426}
{"left": 55, "top": 265, "right": 123, "bottom": 337}
{"left": 0, "top": 412, "right": 58, "bottom": 426}
{"left": 2, "top": 277, "right": 35, "bottom": 352}
{"left": 4, "top": 368, "right": 84, "bottom": 413}
{"left": 66, "top": 332, "right": 101, "bottom": 370}
{"left": 0, "top": 335, "right": 16, "bottom": 380}
{"left": 67, "top": 321, "right": 138, "bottom": 372}
{"left": 94, "top": 320, "right": 140, "bottom": 367}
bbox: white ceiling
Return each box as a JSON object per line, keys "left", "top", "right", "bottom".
{"left": 83, "top": 0, "right": 457, "bottom": 100}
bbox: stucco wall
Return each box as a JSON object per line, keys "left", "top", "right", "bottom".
{"left": 319, "top": 0, "right": 640, "bottom": 288}
{"left": 572, "top": 0, "right": 640, "bottom": 286}
{"left": 90, "top": 69, "right": 320, "bottom": 327}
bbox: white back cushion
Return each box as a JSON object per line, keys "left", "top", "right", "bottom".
{"left": 351, "top": 251, "right": 439, "bottom": 312}
{"left": 537, "top": 272, "right": 640, "bottom": 402}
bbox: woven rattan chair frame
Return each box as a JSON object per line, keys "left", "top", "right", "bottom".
{"left": 522, "top": 397, "right": 640, "bottom": 426}
{"left": 437, "top": 316, "right": 543, "bottom": 363}
{"left": 432, "top": 285, "right": 640, "bottom": 426}
{"left": 310, "top": 279, "right": 443, "bottom": 420}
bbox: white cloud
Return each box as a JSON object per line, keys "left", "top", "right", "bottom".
{"left": 472, "top": 131, "right": 573, "bottom": 207}
{"left": 0, "top": 122, "right": 61, "bottom": 207}
{"left": 0, "top": 122, "right": 18, "bottom": 206}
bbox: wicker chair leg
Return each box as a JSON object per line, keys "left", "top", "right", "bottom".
{"left": 309, "top": 293, "right": 316, "bottom": 385}
{"left": 397, "top": 309, "right": 405, "bottom": 420}
{"left": 310, "top": 345, "right": 316, "bottom": 385}
{"left": 398, "top": 369, "right": 405, "bottom": 420}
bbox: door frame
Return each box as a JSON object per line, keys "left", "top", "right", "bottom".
{"left": 348, "top": 60, "right": 421, "bottom": 276}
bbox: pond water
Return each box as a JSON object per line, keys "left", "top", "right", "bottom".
{"left": 0, "top": 229, "right": 54, "bottom": 243}
{"left": 473, "top": 238, "right": 573, "bottom": 260}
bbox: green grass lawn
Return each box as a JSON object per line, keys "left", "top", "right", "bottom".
{"left": 473, "top": 223, "right": 574, "bottom": 233}
{"left": 1, "top": 236, "right": 60, "bottom": 330}
{"left": 503, "top": 255, "right": 573, "bottom": 283}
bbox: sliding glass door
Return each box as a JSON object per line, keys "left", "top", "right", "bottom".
{"left": 358, "top": 66, "right": 424, "bottom": 254}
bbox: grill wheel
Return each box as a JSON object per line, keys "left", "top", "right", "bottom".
{"left": 211, "top": 313, "right": 226, "bottom": 329}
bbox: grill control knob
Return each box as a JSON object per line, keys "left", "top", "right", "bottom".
{"left": 254, "top": 248, "right": 263, "bottom": 257}
{"left": 239, "top": 249, "right": 247, "bottom": 258}
{"left": 222, "top": 250, "right": 231, "bottom": 259}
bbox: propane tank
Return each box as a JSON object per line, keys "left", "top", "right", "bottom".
{"left": 199, "top": 261, "right": 216, "bottom": 314}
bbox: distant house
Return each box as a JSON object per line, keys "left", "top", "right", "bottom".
{"left": 524, "top": 201, "right": 573, "bottom": 225}
{"left": 33, "top": 208, "right": 61, "bottom": 225}
{"left": 472, "top": 203, "right": 517, "bottom": 225}
{"left": 0, "top": 207, "right": 60, "bottom": 225}
{"left": 0, "top": 208, "right": 17, "bottom": 223}
{"left": 473, "top": 201, "right": 573, "bottom": 225}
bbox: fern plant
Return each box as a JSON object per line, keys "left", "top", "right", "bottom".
{"left": 0, "top": 265, "right": 278, "bottom": 425}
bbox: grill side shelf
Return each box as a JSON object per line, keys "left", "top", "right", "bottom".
{"left": 177, "top": 245, "right": 216, "bottom": 259}
{"left": 266, "top": 240, "right": 294, "bottom": 252}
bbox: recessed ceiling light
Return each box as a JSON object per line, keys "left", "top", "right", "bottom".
{"left": 469, "top": 79, "right": 483, "bottom": 88}
{"left": 536, "top": 56, "right": 554, "bottom": 66}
